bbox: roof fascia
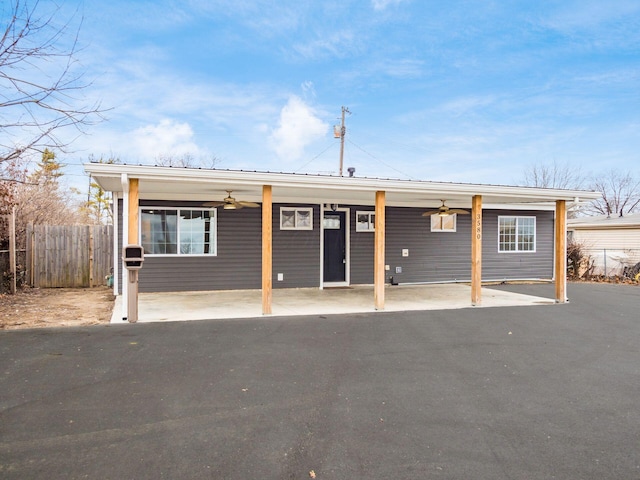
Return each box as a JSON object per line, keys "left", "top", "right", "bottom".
{"left": 568, "top": 223, "right": 640, "bottom": 230}
{"left": 84, "top": 163, "right": 602, "bottom": 202}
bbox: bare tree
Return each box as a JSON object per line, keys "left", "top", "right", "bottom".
{"left": 13, "top": 150, "right": 82, "bottom": 229}
{"left": 0, "top": 0, "right": 104, "bottom": 171}
{"left": 0, "top": 159, "right": 26, "bottom": 214}
{"left": 154, "top": 153, "right": 222, "bottom": 169}
{"left": 155, "top": 153, "right": 198, "bottom": 168}
{"left": 520, "top": 160, "right": 586, "bottom": 190}
{"left": 586, "top": 170, "right": 640, "bottom": 217}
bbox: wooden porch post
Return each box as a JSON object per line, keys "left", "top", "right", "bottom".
{"left": 471, "top": 195, "right": 482, "bottom": 305}
{"left": 126, "top": 178, "right": 140, "bottom": 323}
{"left": 262, "top": 185, "right": 273, "bottom": 314}
{"left": 555, "top": 200, "right": 567, "bottom": 303}
{"left": 374, "top": 190, "right": 386, "bottom": 310}
{"left": 128, "top": 178, "right": 139, "bottom": 244}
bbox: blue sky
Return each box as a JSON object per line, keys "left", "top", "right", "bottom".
{"left": 48, "top": 0, "right": 640, "bottom": 187}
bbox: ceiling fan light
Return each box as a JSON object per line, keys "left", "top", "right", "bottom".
{"left": 223, "top": 203, "right": 236, "bottom": 210}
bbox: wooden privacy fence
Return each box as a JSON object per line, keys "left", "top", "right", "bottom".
{"left": 26, "top": 225, "right": 113, "bottom": 288}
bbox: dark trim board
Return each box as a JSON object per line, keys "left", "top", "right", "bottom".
{"left": 117, "top": 200, "right": 555, "bottom": 293}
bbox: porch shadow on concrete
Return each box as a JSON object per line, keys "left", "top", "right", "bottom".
{"left": 110, "top": 284, "right": 556, "bottom": 324}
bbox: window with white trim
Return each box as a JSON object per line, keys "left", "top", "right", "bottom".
{"left": 498, "top": 216, "right": 536, "bottom": 252}
{"left": 280, "top": 207, "right": 313, "bottom": 230}
{"left": 431, "top": 214, "right": 457, "bottom": 232}
{"left": 356, "top": 211, "right": 375, "bottom": 232}
{"left": 140, "top": 208, "right": 217, "bottom": 255}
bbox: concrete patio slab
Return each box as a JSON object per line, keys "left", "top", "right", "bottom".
{"left": 111, "top": 283, "right": 555, "bottom": 323}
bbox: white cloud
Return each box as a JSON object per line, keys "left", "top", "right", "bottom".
{"left": 269, "top": 96, "right": 328, "bottom": 162}
{"left": 291, "top": 30, "right": 361, "bottom": 60}
{"left": 301, "top": 81, "right": 317, "bottom": 99}
{"left": 132, "top": 119, "right": 202, "bottom": 160}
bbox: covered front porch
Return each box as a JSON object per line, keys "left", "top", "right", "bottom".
{"left": 83, "top": 163, "right": 602, "bottom": 322}
{"left": 110, "top": 283, "right": 556, "bottom": 323}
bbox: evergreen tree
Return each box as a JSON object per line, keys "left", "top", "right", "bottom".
{"left": 78, "top": 156, "right": 118, "bottom": 225}
{"left": 29, "top": 149, "right": 64, "bottom": 185}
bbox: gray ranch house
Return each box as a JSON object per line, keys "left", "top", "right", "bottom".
{"left": 85, "top": 163, "right": 600, "bottom": 314}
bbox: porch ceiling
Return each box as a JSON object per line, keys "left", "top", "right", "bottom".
{"left": 85, "top": 163, "right": 601, "bottom": 208}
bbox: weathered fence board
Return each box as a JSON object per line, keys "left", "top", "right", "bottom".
{"left": 26, "top": 225, "right": 113, "bottom": 288}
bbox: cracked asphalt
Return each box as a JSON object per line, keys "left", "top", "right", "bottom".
{"left": 1, "top": 283, "right": 639, "bottom": 479}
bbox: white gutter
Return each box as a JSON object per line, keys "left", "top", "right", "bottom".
{"left": 112, "top": 192, "right": 119, "bottom": 296}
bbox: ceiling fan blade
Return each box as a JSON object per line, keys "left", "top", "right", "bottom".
{"left": 421, "top": 210, "right": 440, "bottom": 216}
{"left": 203, "top": 201, "right": 224, "bottom": 207}
{"left": 448, "top": 209, "right": 469, "bottom": 214}
{"left": 237, "top": 201, "right": 260, "bottom": 208}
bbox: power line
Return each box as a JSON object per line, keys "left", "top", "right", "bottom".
{"left": 294, "top": 140, "right": 338, "bottom": 173}
{"left": 346, "top": 138, "right": 417, "bottom": 180}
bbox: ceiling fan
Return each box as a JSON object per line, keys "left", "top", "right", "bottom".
{"left": 422, "top": 200, "right": 470, "bottom": 217}
{"left": 203, "top": 190, "right": 260, "bottom": 210}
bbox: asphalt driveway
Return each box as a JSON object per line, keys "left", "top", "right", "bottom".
{"left": 1, "top": 283, "right": 638, "bottom": 479}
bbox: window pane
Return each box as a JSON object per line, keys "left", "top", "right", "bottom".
{"left": 297, "top": 210, "right": 311, "bottom": 228}
{"left": 441, "top": 214, "right": 455, "bottom": 230}
{"left": 141, "top": 209, "right": 177, "bottom": 254}
{"left": 357, "top": 213, "right": 369, "bottom": 230}
{"left": 281, "top": 208, "right": 313, "bottom": 230}
{"left": 519, "top": 218, "right": 535, "bottom": 251}
{"left": 499, "top": 217, "right": 535, "bottom": 252}
{"left": 179, "top": 210, "right": 214, "bottom": 255}
{"left": 499, "top": 217, "right": 516, "bottom": 251}
{"left": 431, "top": 214, "right": 455, "bottom": 232}
{"left": 141, "top": 209, "right": 215, "bottom": 255}
{"left": 356, "top": 212, "right": 374, "bottom": 231}
{"left": 324, "top": 214, "right": 340, "bottom": 229}
{"left": 281, "top": 210, "right": 295, "bottom": 228}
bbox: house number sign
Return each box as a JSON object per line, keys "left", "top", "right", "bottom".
{"left": 475, "top": 213, "right": 482, "bottom": 240}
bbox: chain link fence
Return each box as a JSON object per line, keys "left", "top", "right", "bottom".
{"left": 580, "top": 247, "right": 640, "bottom": 279}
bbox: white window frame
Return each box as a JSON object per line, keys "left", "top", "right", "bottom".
{"left": 139, "top": 207, "right": 218, "bottom": 256}
{"left": 498, "top": 215, "right": 536, "bottom": 253}
{"left": 280, "top": 207, "right": 313, "bottom": 230}
{"left": 430, "top": 214, "right": 457, "bottom": 232}
{"left": 356, "top": 211, "right": 375, "bottom": 232}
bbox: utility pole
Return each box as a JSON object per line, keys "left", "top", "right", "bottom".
{"left": 337, "top": 106, "right": 350, "bottom": 176}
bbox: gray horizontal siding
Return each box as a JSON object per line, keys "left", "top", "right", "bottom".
{"left": 482, "top": 210, "right": 554, "bottom": 281}
{"left": 350, "top": 207, "right": 375, "bottom": 284}
{"left": 120, "top": 200, "right": 320, "bottom": 293}
{"left": 137, "top": 200, "right": 261, "bottom": 292}
{"left": 118, "top": 200, "right": 555, "bottom": 293}
{"left": 385, "top": 207, "right": 472, "bottom": 283}
{"left": 349, "top": 207, "right": 554, "bottom": 284}
{"left": 272, "top": 204, "right": 320, "bottom": 288}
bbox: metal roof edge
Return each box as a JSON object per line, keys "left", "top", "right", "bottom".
{"left": 84, "top": 163, "right": 602, "bottom": 201}
{"left": 568, "top": 214, "right": 640, "bottom": 229}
